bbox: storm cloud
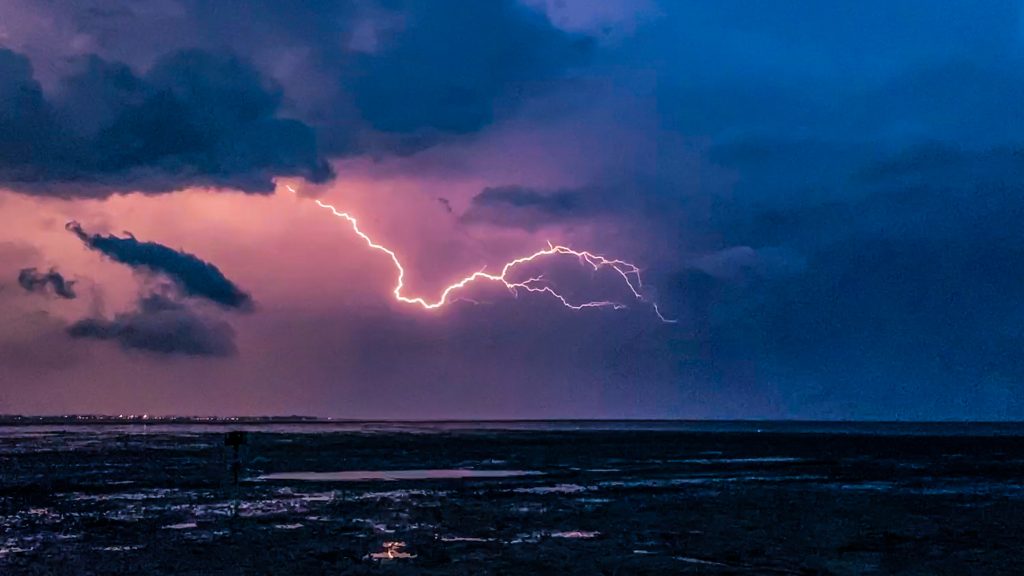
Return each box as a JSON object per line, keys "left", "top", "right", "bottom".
{"left": 67, "top": 293, "right": 236, "bottom": 357}
{"left": 0, "top": 0, "right": 592, "bottom": 196}
{"left": 344, "top": 1, "right": 592, "bottom": 136}
{"left": 0, "top": 48, "right": 331, "bottom": 195}
{"left": 461, "top": 186, "right": 595, "bottom": 230}
{"left": 67, "top": 222, "right": 252, "bottom": 310}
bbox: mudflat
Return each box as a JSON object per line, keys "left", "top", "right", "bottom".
{"left": 1, "top": 421, "right": 1022, "bottom": 574}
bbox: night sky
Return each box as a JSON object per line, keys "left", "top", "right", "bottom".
{"left": 1, "top": 1, "right": 1022, "bottom": 419}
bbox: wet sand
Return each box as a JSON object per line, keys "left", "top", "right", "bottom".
{"left": 1, "top": 422, "right": 1022, "bottom": 574}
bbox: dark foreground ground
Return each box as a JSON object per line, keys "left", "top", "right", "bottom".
{"left": 1, "top": 421, "right": 1023, "bottom": 575}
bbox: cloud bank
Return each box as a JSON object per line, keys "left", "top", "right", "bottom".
{"left": 67, "top": 293, "right": 236, "bottom": 357}
{"left": 0, "top": 48, "right": 332, "bottom": 195}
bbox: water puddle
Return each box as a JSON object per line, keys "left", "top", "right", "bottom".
{"left": 352, "top": 518, "right": 395, "bottom": 533}
{"left": 97, "top": 545, "right": 144, "bottom": 552}
{"left": 513, "top": 484, "right": 588, "bottom": 494}
{"left": 366, "top": 541, "right": 416, "bottom": 561}
{"left": 440, "top": 535, "right": 496, "bottom": 543}
{"left": 670, "top": 457, "right": 805, "bottom": 465}
{"left": 257, "top": 469, "right": 540, "bottom": 482}
{"left": 355, "top": 489, "right": 444, "bottom": 500}
{"left": 510, "top": 530, "right": 600, "bottom": 543}
{"left": 674, "top": 556, "right": 728, "bottom": 567}
{"left": 551, "top": 530, "right": 600, "bottom": 539}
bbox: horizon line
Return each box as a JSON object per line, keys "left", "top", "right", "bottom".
{"left": 1, "top": 415, "right": 1022, "bottom": 425}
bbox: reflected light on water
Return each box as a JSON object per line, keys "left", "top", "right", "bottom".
{"left": 257, "top": 469, "right": 540, "bottom": 482}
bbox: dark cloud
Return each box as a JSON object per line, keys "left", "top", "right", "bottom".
{"left": 67, "top": 293, "right": 236, "bottom": 357}
{"left": 473, "top": 185, "right": 583, "bottom": 211}
{"left": 345, "top": 1, "right": 592, "bottom": 137}
{"left": 462, "top": 185, "right": 590, "bottom": 230}
{"left": 0, "top": 48, "right": 331, "bottom": 195}
{"left": 665, "top": 140, "right": 1024, "bottom": 418}
{"left": 67, "top": 222, "right": 252, "bottom": 310}
{"left": 0, "top": 0, "right": 593, "bottom": 185}
{"left": 17, "top": 268, "right": 77, "bottom": 299}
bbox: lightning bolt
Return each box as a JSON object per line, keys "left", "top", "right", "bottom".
{"left": 286, "top": 185, "right": 675, "bottom": 323}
